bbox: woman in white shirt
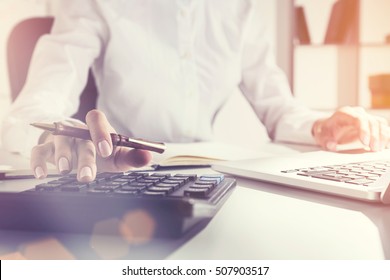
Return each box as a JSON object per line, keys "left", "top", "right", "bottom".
{"left": 2, "top": 0, "right": 389, "bottom": 181}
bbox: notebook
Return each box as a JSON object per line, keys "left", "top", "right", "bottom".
{"left": 150, "top": 142, "right": 273, "bottom": 169}
{"left": 212, "top": 148, "right": 390, "bottom": 204}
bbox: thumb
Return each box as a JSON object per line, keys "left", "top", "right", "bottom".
{"left": 100, "top": 148, "right": 153, "bottom": 172}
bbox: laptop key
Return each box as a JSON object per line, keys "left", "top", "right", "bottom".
{"left": 345, "top": 178, "right": 376, "bottom": 186}
{"left": 311, "top": 174, "right": 350, "bottom": 182}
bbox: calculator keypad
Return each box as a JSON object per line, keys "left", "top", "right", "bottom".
{"left": 35, "top": 172, "right": 226, "bottom": 199}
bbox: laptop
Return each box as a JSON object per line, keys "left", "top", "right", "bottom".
{"left": 212, "top": 148, "right": 390, "bottom": 204}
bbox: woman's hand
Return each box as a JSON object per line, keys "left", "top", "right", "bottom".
{"left": 312, "top": 106, "right": 390, "bottom": 152}
{"left": 30, "top": 110, "right": 152, "bottom": 182}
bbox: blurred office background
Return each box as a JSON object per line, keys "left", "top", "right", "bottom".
{"left": 1, "top": 0, "right": 389, "bottom": 149}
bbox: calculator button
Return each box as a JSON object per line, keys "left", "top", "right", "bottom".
{"left": 128, "top": 172, "right": 148, "bottom": 177}
{"left": 155, "top": 182, "right": 180, "bottom": 189}
{"left": 193, "top": 180, "right": 217, "bottom": 187}
{"left": 87, "top": 189, "right": 111, "bottom": 194}
{"left": 36, "top": 183, "right": 63, "bottom": 191}
{"left": 112, "top": 178, "right": 132, "bottom": 185}
{"left": 173, "top": 174, "right": 197, "bottom": 181}
{"left": 151, "top": 173, "right": 171, "bottom": 178}
{"left": 138, "top": 178, "right": 161, "bottom": 184}
{"left": 120, "top": 185, "right": 146, "bottom": 192}
{"left": 61, "top": 184, "right": 88, "bottom": 192}
{"left": 142, "top": 191, "right": 166, "bottom": 197}
{"left": 120, "top": 174, "right": 142, "bottom": 181}
{"left": 147, "top": 186, "right": 174, "bottom": 194}
{"left": 128, "top": 182, "right": 153, "bottom": 188}
{"left": 200, "top": 175, "right": 224, "bottom": 184}
{"left": 96, "top": 172, "right": 123, "bottom": 180}
{"left": 184, "top": 187, "right": 210, "bottom": 198}
{"left": 53, "top": 178, "right": 76, "bottom": 184}
{"left": 113, "top": 189, "right": 139, "bottom": 196}
{"left": 191, "top": 183, "right": 214, "bottom": 189}
{"left": 164, "top": 177, "right": 187, "bottom": 185}
{"left": 94, "top": 185, "right": 120, "bottom": 191}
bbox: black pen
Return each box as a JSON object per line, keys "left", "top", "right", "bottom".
{"left": 30, "top": 122, "right": 166, "bottom": 154}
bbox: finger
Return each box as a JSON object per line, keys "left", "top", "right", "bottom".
{"left": 75, "top": 139, "right": 97, "bottom": 182}
{"left": 384, "top": 125, "right": 390, "bottom": 149}
{"left": 312, "top": 120, "right": 330, "bottom": 150}
{"left": 109, "top": 148, "right": 152, "bottom": 172}
{"left": 374, "top": 116, "right": 389, "bottom": 150}
{"left": 347, "top": 110, "right": 371, "bottom": 147}
{"left": 86, "top": 109, "right": 114, "bottom": 158}
{"left": 379, "top": 122, "right": 390, "bottom": 150}
{"left": 334, "top": 109, "right": 369, "bottom": 144}
{"left": 54, "top": 135, "right": 74, "bottom": 175}
{"left": 368, "top": 117, "right": 382, "bottom": 151}
{"left": 338, "top": 106, "right": 364, "bottom": 117}
{"left": 30, "top": 142, "right": 54, "bottom": 179}
{"left": 345, "top": 108, "right": 388, "bottom": 148}
{"left": 332, "top": 110, "right": 373, "bottom": 148}
{"left": 313, "top": 119, "right": 339, "bottom": 151}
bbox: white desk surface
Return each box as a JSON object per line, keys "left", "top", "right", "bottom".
{"left": 1, "top": 143, "right": 389, "bottom": 260}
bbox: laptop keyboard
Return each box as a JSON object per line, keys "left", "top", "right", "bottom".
{"left": 0, "top": 171, "right": 236, "bottom": 237}
{"left": 282, "top": 160, "right": 390, "bottom": 187}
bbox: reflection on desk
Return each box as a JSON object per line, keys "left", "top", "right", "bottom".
{"left": 1, "top": 143, "right": 389, "bottom": 260}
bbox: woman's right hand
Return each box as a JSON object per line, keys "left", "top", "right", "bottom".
{"left": 30, "top": 109, "right": 152, "bottom": 182}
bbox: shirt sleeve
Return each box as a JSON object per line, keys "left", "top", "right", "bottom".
{"left": 239, "top": 4, "right": 330, "bottom": 146}
{"left": 1, "top": 0, "right": 107, "bottom": 157}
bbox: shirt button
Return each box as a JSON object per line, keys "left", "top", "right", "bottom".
{"left": 180, "top": 9, "right": 188, "bottom": 17}
{"left": 181, "top": 51, "right": 192, "bottom": 60}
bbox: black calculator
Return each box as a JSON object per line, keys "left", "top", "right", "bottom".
{"left": 0, "top": 171, "right": 236, "bottom": 238}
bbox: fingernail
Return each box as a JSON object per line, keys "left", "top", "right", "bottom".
{"left": 361, "top": 135, "right": 370, "bottom": 146}
{"left": 326, "top": 141, "right": 337, "bottom": 151}
{"left": 58, "top": 157, "right": 70, "bottom": 174}
{"left": 34, "top": 166, "right": 45, "bottom": 179}
{"left": 80, "top": 166, "right": 93, "bottom": 180}
{"left": 98, "top": 140, "right": 112, "bottom": 158}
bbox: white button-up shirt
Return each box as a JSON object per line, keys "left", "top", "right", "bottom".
{"left": 2, "top": 0, "right": 325, "bottom": 156}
